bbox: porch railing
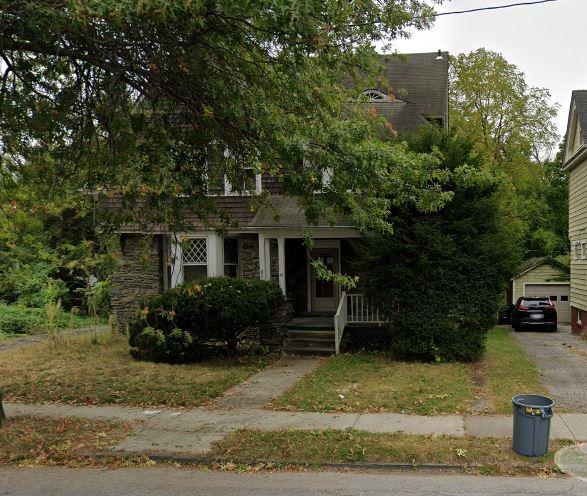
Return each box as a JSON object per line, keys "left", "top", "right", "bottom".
{"left": 347, "top": 293, "right": 385, "bottom": 324}
{"left": 333, "top": 291, "right": 348, "bottom": 355}
{"left": 333, "top": 292, "right": 386, "bottom": 355}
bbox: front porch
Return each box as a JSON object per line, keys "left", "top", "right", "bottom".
{"left": 285, "top": 293, "right": 387, "bottom": 355}
{"left": 257, "top": 233, "right": 357, "bottom": 316}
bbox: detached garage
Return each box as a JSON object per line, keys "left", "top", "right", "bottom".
{"left": 509, "top": 257, "right": 571, "bottom": 323}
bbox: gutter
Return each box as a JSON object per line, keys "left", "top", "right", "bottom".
{"left": 563, "top": 145, "right": 587, "bottom": 172}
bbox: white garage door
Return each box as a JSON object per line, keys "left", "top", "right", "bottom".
{"left": 524, "top": 283, "right": 571, "bottom": 323}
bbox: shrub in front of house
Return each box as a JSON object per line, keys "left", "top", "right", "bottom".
{"left": 360, "top": 128, "right": 520, "bottom": 363}
{"left": 129, "top": 277, "right": 284, "bottom": 361}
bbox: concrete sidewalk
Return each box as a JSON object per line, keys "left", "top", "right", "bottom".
{"left": 6, "top": 401, "right": 587, "bottom": 456}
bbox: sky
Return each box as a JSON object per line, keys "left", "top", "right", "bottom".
{"left": 390, "top": 0, "right": 587, "bottom": 142}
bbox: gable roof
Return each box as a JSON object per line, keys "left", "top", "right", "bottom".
{"left": 346, "top": 52, "right": 449, "bottom": 133}
{"left": 513, "top": 256, "right": 570, "bottom": 279}
{"left": 378, "top": 52, "right": 449, "bottom": 119}
{"left": 563, "top": 90, "right": 587, "bottom": 170}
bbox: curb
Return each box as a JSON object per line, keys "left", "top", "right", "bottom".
{"left": 92, "top": 450, "right": 478, "bottom": 472}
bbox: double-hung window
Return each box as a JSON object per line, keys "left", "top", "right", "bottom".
{"left": 182, "top": 237, "right": 208, "bottom": 282}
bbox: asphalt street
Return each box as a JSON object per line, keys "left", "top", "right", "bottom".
{"left": 0, "top": 468, "right": 585, "bottom": 496}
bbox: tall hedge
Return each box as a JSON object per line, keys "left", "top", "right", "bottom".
{"left": 361, "top": 128, "right": 521, "bottom": 362}
{"left": 129, "top": 277, "right": 283, "bottom": 361}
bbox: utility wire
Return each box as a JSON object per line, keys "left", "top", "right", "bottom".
{"left": 426, "top": 0, "right": 563, "bottom": 18}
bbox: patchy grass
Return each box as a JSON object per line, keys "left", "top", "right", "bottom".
{"left": 0, "top": 416, "right": 136, "bottom": 467}
{"left": 211, "top": 429, "right": 572, "bottom": 476}
{"left": 272, "top": 353, "right": 473, "bottom": 415}
{"left": 0, "top": 333, "right": 273, "bottom": 408}
{"left": 481, "top": 327, "right": 548, "bottom": 414}
{"left": 273, "top": 328, "right": 545, "bottom": 415}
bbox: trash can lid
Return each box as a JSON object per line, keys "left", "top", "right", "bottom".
{"left": 512, "top": 394, "right": 554, "bottom": 408}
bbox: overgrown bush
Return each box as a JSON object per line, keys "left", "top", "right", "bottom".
{"left": 0, "top": 304, "right": 45, "bottom": 334}
{"left": 361, "top": 128, "right": 520, "bottom": 362}
{"left": 0, "top": 262, "right": 68, "bottom": 308}
{"left": 0, "top": 302, "right": 97, "bottom": 336}
{"left": 129, "top": 277, "right": 284, "bottom": 361}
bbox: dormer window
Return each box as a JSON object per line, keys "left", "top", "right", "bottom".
{"left": 364, "top": 89, "right": 390, "bottom": 101}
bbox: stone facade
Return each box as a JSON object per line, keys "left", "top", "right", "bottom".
{"left": 111, "top": 234, "right": 164, "bottom": 327}
{"left": 239, "top": 234, "right": 259, "bottom": 278}
{"left": 260, "top": 299, "right": 292, "bottom": 350}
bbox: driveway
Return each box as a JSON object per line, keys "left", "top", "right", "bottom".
{"left": 513, "top": 325, "right": 587, "bottom": 412}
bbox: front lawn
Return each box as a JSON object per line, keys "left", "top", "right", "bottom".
{"left": 0, "top": 333, "right": 273, "bottom": 407}
{"left": 0, "top": 416, "right": 133, "bottom": 467}
{"left": 482, "top": 326, "right": 548, "bottom": 413}
{"left": 273, "top": 353, "right": 472, "bottom": 415}
{"left": 273, "top": 327, "right": 544, "bottom": 415}
{"left": 211, "top": 429, "right": 571, "bottom": 476}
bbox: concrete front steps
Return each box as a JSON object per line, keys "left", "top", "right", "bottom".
{"left": 284, "top": 329, "right": 335, "bottom": 356}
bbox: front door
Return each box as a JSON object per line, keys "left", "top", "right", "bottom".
{"left": 309, "top": 249, "right": 340, "bottom": 313}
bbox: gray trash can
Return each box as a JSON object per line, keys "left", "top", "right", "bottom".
{"left": 512, "top": 394, "right": 554, "bottom": 457}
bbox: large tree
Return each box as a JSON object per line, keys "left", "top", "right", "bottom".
{"left": 0, "top": 0, "right": 454, "bottom": 235}
{"left": 449, "top": 48, "right": 567, "bottom": 258}
{"left": 450, "top": 48, "right": 559, "bottom": 167}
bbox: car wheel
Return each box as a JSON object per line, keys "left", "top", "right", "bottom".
{"left": 513, "top": 325, "right": 520, "bottom": 332}
{"left": 550, "top": 326, "right": 558, "bottom": 333}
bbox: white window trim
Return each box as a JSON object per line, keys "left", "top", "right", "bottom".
{"left": 170, "top": 233, "right": 222, "bottom": 287}
{"left": 363, "top": 89, "right": 390, "bottom": 100}
{"left": 322, "top": 167, "right": 333, "bottom": 187}
{"left": 223, "top": 171, "right": 262, "bottom": 196}
{"left": 303, "top": 158, "right": 333, "bottom": 190}
{"left": 574, "top": 241, "right": 582, "bottom": 261}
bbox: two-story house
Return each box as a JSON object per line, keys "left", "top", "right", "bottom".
{"left": 107, "top": 52, "right": 449, "bottom": 346}
{"left": 563, "top": 90, "right": 587, "bottom": 333}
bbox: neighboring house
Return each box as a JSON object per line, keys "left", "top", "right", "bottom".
{"left": 563, "top": 90, "right": 587, "bottom": 333}
{"left": 509, "top": 257, "right": 570, "bottom": 323}
{"left": 108, "top": 52, "right": 449, "bottom": 346}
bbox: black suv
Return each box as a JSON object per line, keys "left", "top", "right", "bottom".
{"left": 512, "top": 297, "right": 557, "bottom": 332}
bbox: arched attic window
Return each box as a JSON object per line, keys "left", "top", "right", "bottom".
{"left": 364, "top": 89, "right": 390, "bottom": 101}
